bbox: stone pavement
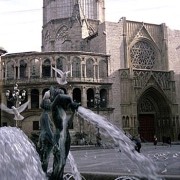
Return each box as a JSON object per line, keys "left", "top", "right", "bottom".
{"left": 62, "top": 143, "right": 180, "bottom": 180}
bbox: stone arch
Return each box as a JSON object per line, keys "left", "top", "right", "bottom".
{"left": 86, "top": 58, "right": 94, "bottom": 78}
{"left": 19, "top": 59, "right": 27, "bottom": 79}
{"left": 55, "top": 56, "right": 68, "bottom": 72}
{"left": 137, "top": 87, "right": 172, "bottom": 142}
{"left": 31, "top": 89, "right": 39, "bottom": 109}
{"left": 100, "top": 88, "right": 107, "bottom": 107}
{"left": 73, "top": 88, "right": 81, "bottom": 103}
{"left": 6, "top": 60, "right": 15, "bottom": 79}
{"left": 55, "top": 25, "right": 69, "bottom": 43}
{"left": 30, "top": 58, "right": 40, "bottom": 78}
{"left": 42, "top": 58, "right": 51, "bottom": 77}
{"left": 72, "top": 56, "right": 81, "bottom": 78}
{"left": 87, "top": 88, "right": 94, "bottom": 108}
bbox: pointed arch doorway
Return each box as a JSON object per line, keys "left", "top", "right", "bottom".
{"left": 137, "top": 87, "right": 172, "bottom": 142}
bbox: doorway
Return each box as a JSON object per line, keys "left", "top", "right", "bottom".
{"left": 139, "top": 114, "right": 155, "bottom": 142}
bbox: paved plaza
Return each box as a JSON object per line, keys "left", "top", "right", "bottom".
{"left": 60, "top": 143, "right": 180, "bottom": 180}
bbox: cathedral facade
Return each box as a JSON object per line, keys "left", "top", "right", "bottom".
{"left": 1, "top": 0, "right": 180, "bottom": 142}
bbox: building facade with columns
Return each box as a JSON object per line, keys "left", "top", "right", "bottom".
{"left": 1, "top": 0, "right": 180, "bottom": 142}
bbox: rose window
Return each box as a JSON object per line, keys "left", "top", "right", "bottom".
{"left": 130, "top": 41, "right": 156, "bottom": 69}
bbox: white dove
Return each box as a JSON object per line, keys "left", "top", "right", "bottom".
{"left": 0, "top": 101, "right": 29, "bottom": 120}
{"left": 52, "top": 67, "right": 70, "bottom": 85}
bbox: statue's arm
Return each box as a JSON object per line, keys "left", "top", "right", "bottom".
{"left": 51, "top": 94, "right": 73, "bottom": 109}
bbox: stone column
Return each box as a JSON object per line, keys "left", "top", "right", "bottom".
{"left": 39, "top": 89, "right": 43, "bottom": 108}
{"left": 81, "top": 86, "right": 87, "bottom": 107}
{"left": 28, "top": 90, "right": 31, "bottom": 109}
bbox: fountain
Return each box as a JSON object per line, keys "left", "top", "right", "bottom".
{"left": 0, "top": 83, "right": 162, "bottom": 180}
{"left": 0, "top": 127, "right": 46, "bottom": 180}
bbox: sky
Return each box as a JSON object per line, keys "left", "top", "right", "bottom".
{"left": 0, "top": 0, "right": 179, "bottom": 53}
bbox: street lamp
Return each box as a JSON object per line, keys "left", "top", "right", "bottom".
{"left": 94, "top": 90, "right": 101, "bottom": 146}
{"left": 5, "top": 83, "right": 27, "bottom": 127}
{"left": 94, "top": 90, "right": 100, "bottom": 114}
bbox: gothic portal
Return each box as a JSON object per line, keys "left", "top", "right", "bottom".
{"left": 137, "top": 87, "right": 172, "bottom": 141}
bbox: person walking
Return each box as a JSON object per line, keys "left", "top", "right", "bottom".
{"left": 153, "top": 135, "right": 158, "bottom": 149}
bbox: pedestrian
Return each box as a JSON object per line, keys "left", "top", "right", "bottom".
{"left": 132, "top": 134, "right": 141, "bottom": 153}
{"left": 96, "top": 132, "right": 102, "bottom": 147}
{"left": 153, "top": 135, "right": 158, "bottom": 148}
{"left": 167, "top": 136, "right": 172, "bottom": 147}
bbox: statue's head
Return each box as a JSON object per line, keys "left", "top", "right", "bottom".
{"left": 41, "top": 98, "right": 51, "bottom": 110}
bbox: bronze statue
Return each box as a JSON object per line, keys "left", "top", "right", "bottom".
{"left": 38, "top": 92, "right": 54, "bottom": 173}
{"left": 39, "top": 86, "right": 80, "bottom": 180}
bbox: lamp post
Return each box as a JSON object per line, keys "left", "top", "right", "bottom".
{"left": 94, "top": 90, "right": 101, "bottom": 146}
{"left": 5, "top": 83, "right": 27, "bottom": 127}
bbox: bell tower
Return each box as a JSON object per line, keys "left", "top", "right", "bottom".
{"left": 42, "top": 0, "right": 105, "bottom": 52}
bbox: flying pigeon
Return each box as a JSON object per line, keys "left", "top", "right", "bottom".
{"left": 0, "top": 101, "right": 29, "bottom": 120}
{"left": 52, "top": 67, "right": 70, "bottom": 85}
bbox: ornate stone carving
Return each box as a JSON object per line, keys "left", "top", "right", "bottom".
{"left": 56, "top": 26, "right": 69, "bottom": 43}
{"left": 130, "top": 41, "right": 156, "bottom": 69}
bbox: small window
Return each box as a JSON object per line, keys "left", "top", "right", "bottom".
{"left": 33, "top": 121, "right": 39, "bottom": 130}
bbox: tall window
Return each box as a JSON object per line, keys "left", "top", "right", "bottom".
{"left": 100, "top": 89, "right": 107, "bottom": 107}
{"left": 86, "top": 58, "right": 94, "bottom": 78}
{"left": 73, "top": 88, "right": 81, "bottom": 103}
{"left": 72, "top": 57, "right": 81, "bottom": 78}
{"left": 7, "top": 61, "right": 14, "bottom": 79}
{"left": 31, "top": 59, "right": 40, "bottom": 78}
{"left": 20, "top": 60, "right": 27, "bottom": 78}
{"left": 42, "top": 59, "right": 51, "bottom": 77}
{"left": 31, "top": 89, "right": 39, "bottom": 109}
{"left": 87, "top": 88, "right": 94, "bottom": 108}
{"left": 56, "top": 57, "right": 67, "bottom": 72}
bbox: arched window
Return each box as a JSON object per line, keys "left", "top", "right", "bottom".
{"left": 130, "top": 41, "right": 156, "bottom": 69}
{"left": 56, "top": 56, "right": 67, "bottom": 74}
{"left": 42, "top": 59, "right": 51, "bottom": 77}
{"left": 100, "top": 89, "right": 107, "bottom": 108}
{"left": 20, "top": 60, "right": 27, "bottom": 79}
{"left": 122, "top": 116, "right": 126, "bottom": 128}
{"left": 86, "top": 58, "right": 94, "bottom": 78}
{"left": 7, "top": 61, "right": 14, "bottom": 79}
{"left": 56, "top": 26, "right": 68, "bottom": 43}
{"left": 99, "top": 59, "right": 107, "bottom": 78}
{"left": 73, "top": 88, "right": 81, "bottom": 103}
{"left": 87, "top": 88, "right": 94, "bottom": 108}
{"left": 31, "top": 89, "right": 39, "bottom": 109}
{"left": 72, "top": 57, "right": 81, "bottom": 78}
{"left": 31, "top": 59, "right": 40, "bottom": 78}
{"left": 125, "top": 116, "right": 129, "bottom": 127}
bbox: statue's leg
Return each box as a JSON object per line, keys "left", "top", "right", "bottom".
{"left": 41, "top": 140, "right": 53, "bottom": 173}
{"left": 54, "top": 128, "right": 60, "bottom": 145}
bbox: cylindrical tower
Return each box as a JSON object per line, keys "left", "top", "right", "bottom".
{"left": 43, "top": 0, "right": 105, "bottom": 26}
{"left": 42, "top": 0, "right": 105, "bottom": 52}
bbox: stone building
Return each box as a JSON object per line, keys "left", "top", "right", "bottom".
{"left": 1, "top": 0, "right": 180, "bottom": 142}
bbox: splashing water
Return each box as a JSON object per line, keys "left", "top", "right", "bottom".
{"left": 0, "top": 127, "right": 46, "bottom": 180}
{"left": 67, "top": 151, "right": 82, "bottom": 180}
{"left": 77, "top": 107, "right": 161, "bottom": 180}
